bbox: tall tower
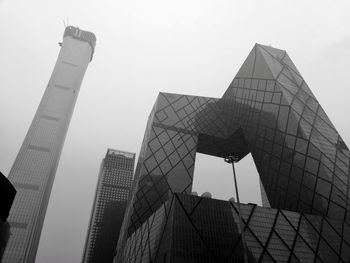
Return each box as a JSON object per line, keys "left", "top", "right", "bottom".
{"left": 3, "top": 26, "right": 96, "bottom": 263}
{"left": 82, "top": 149, "right": 135, "bottom": 263}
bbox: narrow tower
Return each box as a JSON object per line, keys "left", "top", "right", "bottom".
{"left": 82, "top": 149, "right": 135, "bottom": 263}
{"left": 3, "top": 26, "right": 96, "bottom": 263}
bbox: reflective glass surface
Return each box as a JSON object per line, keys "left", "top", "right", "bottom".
{"left": 115, "top": 44, "right": 350, "bottom": 262}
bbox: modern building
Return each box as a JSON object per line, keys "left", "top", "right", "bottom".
{"left": 3, "top": 26, "right": 96, "bottom": 263}
{"left": 123, "top": 193, "right": 349, "bottom": 262}
{"left": 0, "top": 172, "right": 16, "bottom": 261}
{"left": 82, "top": 149, "right": 135, "bottom": 263}
{"left": 114, "top": 44, "right": 350, "bottom": 262}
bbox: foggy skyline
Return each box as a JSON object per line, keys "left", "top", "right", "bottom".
{"left": 1, "top": 0, "right": 350, "bottom": 262}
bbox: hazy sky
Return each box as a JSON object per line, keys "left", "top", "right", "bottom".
{"left": 1, "top": 0, "right": 350, "bottom": 262}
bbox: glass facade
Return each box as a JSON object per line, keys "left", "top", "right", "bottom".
{"left": 117, "top": 193, "right": 350, "bottom": 262}
{"left": 118, "top": 193, "right": 350, "bottom": 262}
{"left": 3, "top": 26, "right": 96, "bottom": 263}
{"left": 114, "top": 44, "right": 350, "bottom": 262}
{"left": 82, "top": 149, "right": 135, "bottom": 263}
{"left": 167, "top": 194, "right": 349, "bottom": 262}
{"left": 222, "top": 45, "right": 349, "bottom": 221}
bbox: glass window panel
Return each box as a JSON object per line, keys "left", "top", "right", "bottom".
{"left": 295, "top": 138, "right": 307, "bottom": 154}
{"left": 279, "top": 174, "right": 289, "bottom": 189}
{"left": 257, "top": 91, "right": 264, "bottom": 101}
{"left": 277, "top": 106, "right": 289, "bottom": 132}
{"left": 317, "top": 106, "right": 334, "bottom": 128}
{"left": 316, "top": 178, "right": 331, "bottom": 198}
{"left": 282, "top": 148, "right": 294, "bottom": 163}
{"left": 270, "top": 156, "right": 281, "bottom": 170}
{"left": 244, "top": 78, "right": 251, "bottom": 89}
{"left": 302, "top": 106, "right": 316, "bottom": 125}
{"left": 314, "top": 117, "right": 337, "bottom": 145}
{"left": 300, "top": 187, "right": 313, "bottom": 205}
{"left": 254, "top": 101, "right": 263, "bottom": 111}
{"left": 266, "top": 128, "right": 275, "bottom": 140}
{"left": 305, "top": 157, "right": 319, "bottom": 175}
{"left": 287, "top": 114, "right": 300, "bottom": 136}
{"left": 291, "top": 97, "right": 304, "bottom": 115}
{"left": 280, "top": 92, "right": 291, "bottom": 106}
{"left": 236, "top": 88, "right": 243, "bottom": 98}
{"left": 307, "top": 97, "right": 318, "bottom": 113}
{"left": 299, "top": 118, "right": 312, "bottom": 139}
{"left": 291, "top": 166, "right": 303, "bottom": 182}
{"left": 330, "top": 186, "right": 346, "bottom": 208}
{"left": 287, "top": 181, "right": 301, "bottom": 199}
{"left": 303, "top": 172, "right": 316, "bottom": 191}
{"left": 264, "top": 92, "right": 273, "bottom": 103}
{"left": 266, "top": 80, "right": 275, "bottom": 91}
{"left": 264, "top": 140, "right": 273, "bottom": 154}
{"left": 307, "top": 143, "right": 321, "bottom": 160}
{"left": 327, "top": 202, "right": 345, "bottom": 230}
{"left": 333, "top": 171, "right": 347, "bottom": 190}
{"left": 297, "top": 89, "right": 309, "bottom": 103}
{"left": 154, "top": 148, "right": 167, "bottom": 163}
{"left": 279, "top": 73, "right": 299, "bottom": 95}
{"left": 272, "top": 92, "right": 282, "bottom": 104}
{"left": 341, "top": 242, "right": 350, "bottom": 262}
{"left": 285, "top": 135, "right": 296, "bottom": 148}
{"left": 258, "top": 79, "right": 267, "bottom": 90}
{"left": 273, "top": 144, "right": 283, "bottom": 158}
{"left": 275, "top": 131, "right": 286, "bottom": 145}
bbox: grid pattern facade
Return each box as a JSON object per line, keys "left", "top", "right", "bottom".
{"left": 122, "top": 194, "right": 350, "bottom": 262}
{"left": 3, "top": 27, "right": 96, "bottom": 263}
{"left": 82, "top": 149, "right": 135, "bottom": 263}
{"left": 115, "top": 44, "right": 350, "bottom": 262}
{"left": 221, "top": 44, "right": 350, "bottom": 221}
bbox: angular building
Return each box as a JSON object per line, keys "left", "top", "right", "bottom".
{"left": 82, "top": 149, "right": 135, "bottom": 263}
{"left": 124, "top": 193, "right": 349, "bottom": 262}
{"left": 115, "top": 44, "right": 350, "bottom": 262}
{"left": 3, "top": 26, "right": 96, "bottom": 263}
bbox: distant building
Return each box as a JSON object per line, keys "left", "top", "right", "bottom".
{"left": 0, "top": 172, "right": 16, "bottom": 261}
{"left": 2, "top": 26, "right": 96, "bottom": 263}
{"left": 82, "top": 149, "right": 135, "bottom": 263}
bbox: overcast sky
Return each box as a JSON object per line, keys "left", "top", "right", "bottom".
{"left": 1, "top": 0, "right": 350, "bottom": 262}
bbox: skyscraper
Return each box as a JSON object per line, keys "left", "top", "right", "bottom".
{"left": 115, "top": 44, "right": 350, "bottom": 262}
{"left": 82, "top": 149, "right": 135, "bottom": 263}
{"left": 3, "top": 26, "right": 96, "bottom": 263}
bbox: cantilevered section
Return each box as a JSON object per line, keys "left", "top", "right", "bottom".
{"left": 3, "top": 26, "right": 96, "bottom": 263}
